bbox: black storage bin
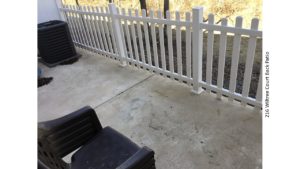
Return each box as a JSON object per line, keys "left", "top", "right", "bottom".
{"left": 38, "top": 20, "right": 79, "bottom": 67}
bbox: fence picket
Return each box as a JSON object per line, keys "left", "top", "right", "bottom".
{"left": 70, "top": 5, "right": 84, "bottom": 46}
{"left": 83, "top": 6, "right": 95, "bottom": 48}
{"left": 83, "top": 6, "right": 94, "bottom": 48}
{"left": 142, "top": 9, "right": 152, "bottom": 67}
{"left": 71, "top": 5, "right": 84, "bottom": 47}
{"left": 150, "top": 10, "right": 159, "bottom": 69}
{"left": 87, "top": 6, "right": 98, "bottom": 49}
{"left": 64, "top": 6, "right": 75, "bottom": 41}
{"left": 135, "top": 10, "right": 146, "bottom": 69}
{"left": 66, "top": 10, "right": 76, "bottom": 43}
{"left": 217, "top": 18, "right": 228, "bottom": 99}
{"left": 107, "top": 7, "right": 118, "bottom": 55}
{"left": 206, "top": 14, "right": 214, "bottom": 92}
{"left": 96, "top": 7, "right": 109, "bottom": 53}
{"left": 65, "top": 5, "right": 78, "bottom": 44}
{"left": 80, "top": 6, "right": 91, "bottom": 46}
{"left": 255, "top": 67, "right": 262, "bottom": 109}
{"left": 166, "top": 11, "right": 174, "bottom": 79}
{"left": 122, "top": 9, "right": 134, "bottom": 61}
{"left": 75, "top": 5, "right": 87, "bottom": 47}
{"left": 158, "top": 11, "right": 166, "bottom": 76}
{"left": 76, "top": 5, "right": 90, "bottom": 48}
{"left": 241, "top": 18, "right": 259, "bottom": 105}
{"left": 87, "top": 6, "right": 102, "bottom": 51}
{"left": 229, "top": 16, "right": 243, "bottom": 101}
{"left": 56, "top": 0, "right": 67, "bottom": 21}
{"left": 129, "top": 9, "right": 140, "bottom": 68}
{"left": 102, "top": 7, "right": 114, "bottom": 54}
{"left": 185, "top": 12, "right": 192, "bottom": 85}
{"left": 176, "top": 12, "right": 182, "bottom": 81}
{"left": 86, "top": 6, "right": 98, "bottom": 49}
{"left": 92, "top": 6, "right": 105, "bottom": 51}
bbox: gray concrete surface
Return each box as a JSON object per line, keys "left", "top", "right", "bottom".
{"left": 38, "top": 49, "right": 262, "bottom": 169}
{"left": 38, "top": 49, "right": 152, "bottom": 121}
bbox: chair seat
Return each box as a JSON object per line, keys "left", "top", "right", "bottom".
{"left": 71, "top": 126, "right": 140, "bottom": 169}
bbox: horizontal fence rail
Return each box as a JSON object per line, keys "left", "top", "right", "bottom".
{"left": 58, "top": 3, "right": 263, "bottom": 108}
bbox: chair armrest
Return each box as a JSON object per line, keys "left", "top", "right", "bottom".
{"left": 117, "top": 146, "right": 155, "bottom": 169}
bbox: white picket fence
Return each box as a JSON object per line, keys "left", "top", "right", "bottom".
{"left": 57, "top": 3, "right": 262, "bottom": 108}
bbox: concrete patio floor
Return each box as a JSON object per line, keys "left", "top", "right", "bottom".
{"left": 38, "top": 48, "right": 262, "bottom": 169}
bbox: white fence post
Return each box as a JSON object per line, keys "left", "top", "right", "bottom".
{"left": 191, "top": 7, "right": 204, "bottom": 94}
{"left": 55, "top": 0, "right": 66, "bottom": 21}
{"left": 108, "top": 3, "right": 127, "bottom": 66}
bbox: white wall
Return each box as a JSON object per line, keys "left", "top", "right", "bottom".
{"left": 38, "top": 0, "right": 61, "bottom": 23}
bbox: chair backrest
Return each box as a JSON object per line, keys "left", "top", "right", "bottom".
{"left": 38, "top": 106, "right": 102, "bottom": 169}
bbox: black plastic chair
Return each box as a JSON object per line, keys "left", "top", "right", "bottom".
{"left": 38, "top": 106, "right": 156, "bottom": 169}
